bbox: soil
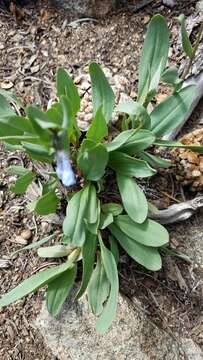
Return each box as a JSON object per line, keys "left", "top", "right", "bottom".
{"left": 0, "top": 0, "right": 202, "bottom": 359}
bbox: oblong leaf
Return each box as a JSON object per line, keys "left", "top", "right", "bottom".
{"left": 46, "top": 265, "right": 77, "bottom": 316}
{"left": 140, "top": 151, "right": 172, "bottom": 169}
{"left": 109, "top": 151, "right": 156, "bottom": 178}
{"left": 35, "top": 190, "right": 59, "bottom": 215}
{"left": 37, "top": 245, "right": 70, "bottom": 258}
{"left": 89, "top": 62, "right": 115, "bottom": 123}
{"left": 63, "top": 186, "right": 89, "bottom": 247}
{"left": 115, "top": 215, "right": 169, "bottom": 247}
{"left": 117, "top": 175, "right": 148, "bottom": 224}
{"left": 22, "top": 143, "right": 54, "bottom": 163}
{"left": 96, "top": 235, "right": 119, "bottom": 333}
{"left": 99, "top": 213, "right": 114, "bottom": 229}
{"left": 109, "top": 224, "right": 162, "bottom": 271}
{"left": 56, "top": 67, "right": 80, "bottom": 116}
{"left": 86, "top": 106, "right": 108, "bottom": 143}
{"left": 0, "top": 251, "right": 79, "bottom": 307}
{"left": 138, "top": 15, "right": 169, "bottom": 103}
{"left": 151, "top": 85, "right": 197, "bottom": 137}
{"left": 11, "top": 171, "right": 35, "bottom": 194}
{"left": 101, "top": 203, "right": 123, "bottom": 216}
{"left": 105, "top": 129, "right": 137, "bottom": 152}
{"left": 0, "top": 115, "right": 34, "bottom": 134}
{"left": 78, "top": 142, "right": 108, "bottom": 181}
{"left": 177, "top": 14, "right": 193, "bottom": 59}
{"left": 76, "top": 232, "right": 97, "bottom": 299}
{"left": 88, "top": 254, "right": 110, "bottom": 316}
{"left": 120, "top": 129, "right": 155, "bottom": 156}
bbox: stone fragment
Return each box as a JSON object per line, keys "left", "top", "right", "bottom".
{"left": 35, "top": 294, "right": 181, "bottom": 360}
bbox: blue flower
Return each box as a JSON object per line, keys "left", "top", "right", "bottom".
{"left": 56, "top": 150, "right": 76, "bottom": 187}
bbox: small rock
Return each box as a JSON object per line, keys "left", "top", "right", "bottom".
{"left": 35, "top": 292, "right": 185, "bottom": 360}
{"left": 21, "top": 229, "right": 32, "bottom": 241}
{"left": 14, "top": 236, "right": 28, "bottom": 245}
{"left": 41, "top": 222, "right": 52, "bottom": 234}
{"left": 0, "top": 80, "right": 14, "bottom": 89}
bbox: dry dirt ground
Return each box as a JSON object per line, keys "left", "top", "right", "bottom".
{"left": 0, "top": 0, "right": 202, "bottom": 359}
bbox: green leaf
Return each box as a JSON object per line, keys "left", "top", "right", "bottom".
{"left": 0, "top": 115, "right": 34, "bottom": 134}
{"left": 177, "top": 14, "right": 194, "bottom": 59}
{"left": 63, "top": 191, "right": 81, "bottom": 236}
{"left": 89, "top": 62, "right": 115, "bottom": 123}
{"left": 119, "top": 129, "right": 155, "bottom": 155}
{"left": 63, "top": 186, "right": 89, "bottom": 247}
{"left": 85, "top": 184, "right": 100, "bottom": 234}
{"left": 59, "top": 95, "right": 73, "bottom": 130}
{"left": 117, "top": 175, "right": 148, "bottom": 223}
{"left": 0, "top": 121, "right": 23, "bottom": 144}
{"left": 154, "top": 139, "right": 203, "bottom": 154}
{"left": 22, "top": 143, "right": 54, "bottom": 163}
{"left": 0, "top": 94, "right": 15, "bottom": 117}
{"left": 26, "top": 107, "right": 52, "bottom": 144}
{"left": 151, "top": 85, "right": 197, "bottom": 136}
{"left": 7, "top": 165, "right": 30, "bottom": 176}
{"left": 109, "top": 151, "right": 156, "bottom": 178}
{"left": 161, "top": 66, "right": 181, "bottom": 87}
{"left": 88, "top": 254, "right": 110, "bottom": 316}
{"left": 37, "top": 245, "right": 70, "bottom": 258}
{"left": 0, "top": 135, "right": 40, "bottom": 144}
{"left": 115, "top": 215, "right": 169, "bottom": 247}
{"left": 0, "top": 250, "right": 80, "bottom": 307}
{"left": 109, "top": 224, "right": 162, "bottom": 271}
{"left": 101, "top": 203, "right": 123, "bottom": 216}
{"left": 86, "top": 106, "right": 108, "bottom": 142}
{"left": 105, "top": 129, "right": 137, "bottom": 152}
{"left": 76, "top": 232, "right": 97, "bottom": 299}
{"left": 59, "top": 96, "right": 81, "bottom": 144}
{"left": 42, "top": 179, "right": 58, "bottom": 195}
{"left": 27, "top": 106, "right": 57, "bottom": 129}
{"left": 138, "top": 15, "right": 169, "bottom": 104}
{"left": 5, "top": 143, "right": 23, "bottom": 151}
{"left": 140, "top": 151, "right": 172, "bottom": 168}
{"left": 85, "top": 184, "right": 98, "bottom": 224}
{"left": 96, "top": 234, "right": 119, "bottom": 333}
{"left": 35, "top": 191, "right": 59, "bottom": 215}
{"left": 11, "top": 171, "right": 35, "bottom": 194}
{"left": 46, "top": 104, "right": 63, "bottom": 128}
{"left": 46, "top": 265, "right": 77, "bottom": 316}
{"left": 117, "top": 100, "right": 151, "bottom": 129}
{"left": 0, "top": 90, "right": 23, "bottom": 109}
{"left": 109, "top": 235, "right": 119, "bottom": 265}
{"left": 78, "top": 141, "right": 108, "bottom": 181}
{"left": 56, "top": 67, "right": 80, "bottom": 116}
{"left": 99, "top": 212, "right": 114, "bottom": 229}
{"left": 11, "top": 234, "right": 55, "bottom": 257}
